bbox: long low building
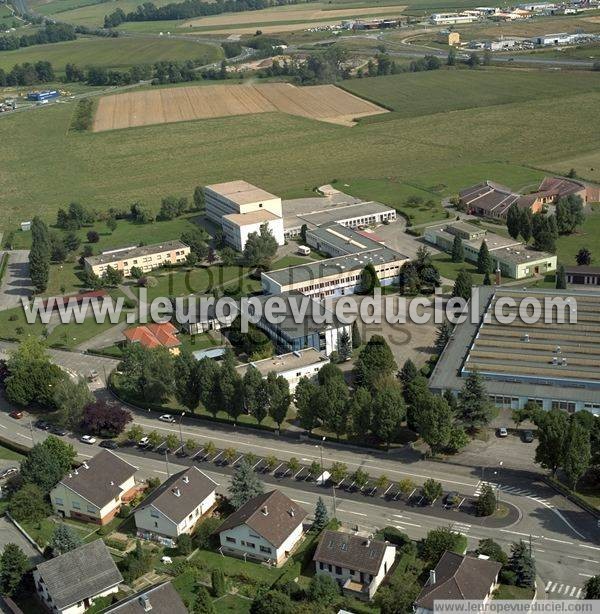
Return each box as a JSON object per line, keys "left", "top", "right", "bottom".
{"left": 84, "top": 241, "right": 190, "bottom": 277}
{"left": 429, "top": 286, "right": 600, "bottom": 415}
{"left": 424, "top": 221, "right": 556, "bottom": 280}
{"left": 236, "top": 348, "right": 329, "bottom": 392}
{"left": 306, "top": 222, "right": 384, "bottom": 257}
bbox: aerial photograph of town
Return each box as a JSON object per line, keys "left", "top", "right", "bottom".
{"left": 0, "top": 0, "right": 599, "bottom": 609}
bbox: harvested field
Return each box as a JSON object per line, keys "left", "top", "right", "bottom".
{"left": 92, "top": 82, "right": 388, "bottom": 131}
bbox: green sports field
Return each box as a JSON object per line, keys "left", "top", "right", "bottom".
{"left": 0, "top": 36, "right": 222, "bottom": 73}
{"left": 1, "top": 68, "right": 599, "bottom": 236}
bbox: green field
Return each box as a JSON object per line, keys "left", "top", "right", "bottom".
{"left": 0, "top": 37, "right": 222, "bottom": 73}
{"left": 1, "top": 68, "right": 599, "bottom": 235}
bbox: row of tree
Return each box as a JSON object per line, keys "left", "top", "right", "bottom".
{"left": 0, "top": 22, "right": 76, "bottom": 52}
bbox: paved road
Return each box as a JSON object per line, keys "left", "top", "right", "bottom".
{"left": 0, "top": 251, "right": 32, "bottom": 311}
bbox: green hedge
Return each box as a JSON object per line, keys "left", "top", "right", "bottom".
{"left": 0, "top": 253, "right": 7, "bottom": 285}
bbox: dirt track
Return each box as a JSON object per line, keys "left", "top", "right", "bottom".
{"left": 92, "top": 82, "right": 388, "bottom": 131}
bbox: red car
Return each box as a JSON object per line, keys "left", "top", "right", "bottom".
{"left": 9, "top": 411, "right": 23, "bottom": 420}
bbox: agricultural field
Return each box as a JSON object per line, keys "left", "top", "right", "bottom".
{"left": 1, "top": 68, "right": 600, "bottom": 234}
{"left": 0, "top": 37, "right": 222, "bottom": 73}
{"left": 92, "top": 82, "right": 388, "bottom": 131}
{"left": 341, "top": 69, "right": 600, "bottom": 121}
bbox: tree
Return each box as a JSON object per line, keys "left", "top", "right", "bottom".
{"left": 229, "top": 457, "right": 264, "bottom": 509}
{"left": 421, "top": 478, "right": 443, "bottom": 504}
{"left": 452, "top": 269, "right": 472, "bottom": 301}
{"left": 584, "top": 576, "right": 600, "bottom": 600}
{"left": 351, "top": 321, "right": 362, "bottom": 348}
{"left": 361, "top": 263, "right": 381, "bottom": 294}
{"left": 483, "top": 271, "right": 491, "bottom": 285}
{"left": 127, "top": 424, "right": 144, "bottom": 443}
{"left": 506, "top": 203, "right": 521, "bottom": 240}
{"left": 352, "top": 467, "right": 369, "bottom": 490}
{"left": 337, "top": 329, "right": 352, "bottom": 361}
{"left": 531, "top": 213, "right": 556, "bottom": 253}
{"left": 196, "top": 357, "right": 221, "bottom": 417}
{"left": 49, "top": 523, "right": 82, "bottom": 556}
{"left": 87, "top": 230, "right": 100, "bottom": 243}
{"left": 165, "top": 433, "right": 179, "bottom": 452}
{"left": 555, "top": 264, "right": 566, "bottom": 289}
{"left": 375, "top": 474, "right": 390, "bottom": 492}
{"left": 422, "top": 527, "right": 464, "bottom": 565}
{"left": 313, "top": 497, "right": 329, "bottom": 530}
{"left": 203, "top": 441, "right": 217, "bottom": 457}
{"left": 219, "top": 351, "right": 244, "bottom": 424}
{"left": 211, "top": 568, "right": 226, "bottom": 597}
{"left": 250, "top": 591, "right": 294, "bottom": 614}
{"left": 106, "top": 216, "right": 118, "bottom": 233}
{"left": 576, "top": 247, "right": 592, "bottom": 266}
{"left": 29, "top": 216, "right": 51, "bottom": 293}
{"left": 562, "top": 418, "right": 591, "bottom": 491}
{"left": 81, "top": 400, "right": 132, "bottom": 436}
{"left": 295, "top": 376, "right": 319, "bottom": 433}
{"left": 509, "top": 541, "right": 535, "bottom": 588}
{"left": 476, "top": 538, "right": 507, "bottom": 565}
{"left": 8, "top": 483, "right": 49, "bottom": 522}
{"left": 193, "top": 586, "right": 216, "bottom": 614}
{"left": 119, "top": 344, "right": 174, "bottom": 404}
{"left": 101, "top": 265, "right": 124, "bottom": 287}
{"left": 330, "top": 462, "right": 347, "bottom": 485}
{"left": 451, "top": 235, "right": 464, "bottom": 263}
{"left": 174, "top": 351, "right": 200, "bottom": 412}
{"left": 266, "top": 372, "right": 291, "bottom": 429}
{"left": 314, "top": 377, "right": 349, "bottom": 440}
{"left": 20, "top": 437, "right": 75, "bottom": 493}
{"left": 398, "top": 478, "right": 416, "bottom": 498}
{"left": 353, "top": 335, "right": 397, "bottom": 389}
{"left": 185, "top": 438, "right": 197, "bottom": 454}
{"left": 193, "top": 185, "right": 205, "bottom": 210}
{"left": 555, "top": 194, "right": 584, "bottom": 234}
{"left": 177, "top": 533, "right": 193, "bottom": 555}
{"left": 477, "top": 240, "right": 493, "bottom": 274}
{"left": 0, "top": 544, "right": 28, "bottom": 596}
{"left": 467, "top": 52, "right": 480, "bottom": 68}
{"left": 535, "top": 409, "right": 568, "bottom": 477}
{"left": 348, "top": 386, "right": 372, "bottom": 439}
{"left": 223, "top": 447, "right": 237, "bottom": 464}
{"left": 287, "top": 457, "right": 300, "bottom": 475}
{"left": 415, "top": 394, "right": 454, "bottom": 455}
{"left": 435, "top": 321, "right": 452, "bottom": 354}
{"left": 308, "top": 574, "right": 339, "bottom": 604}
{"left": 447, "top": 47, "right": 457, "bottom": 65}
{"left": 520, "top": 209, "right": 532, "bottom": 243}
{"left": 243, "top": 366, "right": 266, "bottom": 424}
{"left": 53, "top": 377, "right": 94, "bottom": 429}
{"left": 476, "top": 484, "right": 497, "bottom": 516}
{"left": 458, "top": 371, "right": 494, "bottom": 431}
{"left": 376, "top": 569, "right": 421, "bottom": 614}
{"left": 398, "top": 358, "right": 418, "bottom": 387}
{"left": 243, "top": 223, "right": 278, "bottom": 270}
{"left": 372, "top": 380, "right": 405, "bottom": 449}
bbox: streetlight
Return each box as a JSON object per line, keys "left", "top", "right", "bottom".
{"left": 179, "top": 412, "right": 185, "bottom": 451}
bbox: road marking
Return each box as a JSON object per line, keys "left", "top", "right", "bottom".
{"left": 566, "top": 555, "right": 598, "bottom": 564}
{"left": 154, "top": 470, "right": 168, "bottom": 475}
{"left": 570, "top": 586, "right": 578, "bottom": 596}
{"left": 16, "top": 433, "right": 32, "bottom": 440}
{"left": 395, "top": 520, "right": 421, "bottom": 528}
{"left": 291, "top": 499, "right": 311, "bottom": 506}
{"left": 337, "top": 509, "right": 367, "bottom": 517}
{"left": 579, "top": 573, "right": 593, "bottom": 578}
{"left": 0, "top": 424, "right": 7, "bottom": 429}
{"left": 529, "top": 496, "right": 586, "bottom": 540}
{"left": 545, "top": 581, "right": 552, "bottom": 591}
{"left": 544, "top": 537, "right": 572, "bottom": 545}
{"left": 557, "top": 584, "right": 564, "bottom": 594}
{"left": 580, "top": 544, "right": 600, "bottom": 551}
{"left": 500, "top": 529, "right": 540, "bottom": 538}
{"left": 576, "top": 589, "right": 583, "bottom": 599}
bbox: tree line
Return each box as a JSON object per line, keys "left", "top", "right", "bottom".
{"left": 0, "top": 22, "right": 76, "bottom": 52}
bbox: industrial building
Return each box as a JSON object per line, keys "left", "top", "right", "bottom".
{"left": 84, "top": 241, "right": 190, "bottom": 277}
{"left": 305, "top": 222, "right": 385, "bottom": 257}
{"left": 429, "top": 287, "right": 600, "bottom": 415}
{"left": 424, "top": 221, "right": 556, "bottom": 280}
{"left": 204, "top": 180, "right": 285, "bottom": 250}
{"left": 429, "top": 12, "right": 477, "bottom": 24}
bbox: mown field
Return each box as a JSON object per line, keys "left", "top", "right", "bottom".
{"left": 341, "top": 69, "right": 600, "bottom": 121}
{"left": 0, "top": 37, "right": 222, "bottom": 73}
{"left": 1, "top": 68, "right": 599, "bottom": 234}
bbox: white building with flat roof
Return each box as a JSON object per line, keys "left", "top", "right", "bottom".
{"left": 430, "top": 12, "right": 477, "bottom": 24}
{"left": 205, "top": 180, "right": 285, "bottom": 250}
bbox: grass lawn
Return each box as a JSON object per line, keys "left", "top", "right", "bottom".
{"left": 1, "top": 70, "right": 599, "bottom": 233}
{"left": 432, "top": 254, "right": 486, "bottom": 284}
{"left": 214, "top": 594, "right": 252, "bottom": 614}
{"left": 0, "top": 37, "right": 222, "bottom": 73}
{"left": 0, "top": 444, "right": 25, "bottom": 461}
{"left": 494, "top": 584, "right": 535, "bottom": 600}
{"left": 21, "top": 517, "right": 91, "bottom": 548}
{"left": 271, "top": 254, "right": 317, "bottom": 269}
{"left": 554, "top": 209, "right": 600, "bottom": 266}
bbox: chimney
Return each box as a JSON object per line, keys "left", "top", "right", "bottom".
{"left": 289, "top": 509, "right": 295, "bottom": 517}
{"left": 183, "top": 475, "right": 189, "bottom": 484}
{"left": 138, "top": 594, "right": 152, "bottom": 612}
{"left": 430, "top": 569, "right": 436, "bottom": 585}
{"left": 365, "top": 539, "right": 371, "bottom": 547}
{"left": 262, "top": 505, "right": 268, "bottom": 516}
{"left": 495, "top": 266, "right": 501, "bottom": 285}
{"left": 110, "top": 481, "right": 114, "bottom": 486}
{"left": 173, "top": 488, "right": 181, "bottom": 497}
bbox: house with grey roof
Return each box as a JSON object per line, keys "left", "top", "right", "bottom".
{"left": 134, "top": 467, "right": 218, "bottom": 548}
{"left": 33, "top": 540, "right": 123, "bottom": 614}
{"left": 215, "top": 489, "right": 307, "bottom": 566}
{"left": 50, "top": 450, "right": 138, "bottom": 525}
{"left": 313, "top": 530, "right": 396, "bottom": 601}
{"left": 414, "top": 551, "right": 502, "bottom": 613}
{"left": 103, "top": 581, "right": 187, "bottom": 614}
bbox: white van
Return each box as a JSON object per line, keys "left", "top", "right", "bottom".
{"left": 298, "top": 245, "right": 311, "bottom": 256}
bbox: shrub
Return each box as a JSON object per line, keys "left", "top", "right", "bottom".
{"left": 500, "top": 569, "right": 517, "bottom": 585}
{"left": 382, "top": 526, "right": 410, "bottom": 548}
{"left": 70, "top": 99, "right": 94, "bottom": 132}
{"left": 211, "top": 568, "right": 226, "bottom": 597}
{"left": 193, "top": 516, "right": 222, "bottom": 550}
{"left": 87, "top": 230, "right": 100, "bottom": 243}
{"left": 178, "top": 533, "right": 193, "bottom": 555}
{"left": 104, "top": 538, "right": 128, "bottom": 551}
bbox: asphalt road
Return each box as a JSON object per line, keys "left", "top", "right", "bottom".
{"left": 0, "top": 251, "right": 32, "bottom": 311}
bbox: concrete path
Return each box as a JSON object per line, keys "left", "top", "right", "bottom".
{"left": 0, "top": 250, "right": 32, "bottom": 311}
{"left": 75, "top": 321, "right": 129, "bottom": 352}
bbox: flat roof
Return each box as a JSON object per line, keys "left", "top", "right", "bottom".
{"left": 295, "top": 201, "right": 394, "bottom": 229}
{"left": 262, "top": 247, "right": 408, "bottom": 287}
{"left": 85, "top": 240, "right": 188, "bottom": 267}
{"left": 236, "top": 348, "right": 328, "bottom": 378}
{"left": 306, "top": 222, "right": 383, "bottom": 255}
{"left": 223, "top": 210, "right": 280, "bottom": 226}
{"left": 485, "top": 244, "right": 556, "bottom": 265}
{"left": 204, "top": 180, "right": 280, "bottom": 206}
{"left": 429, "top": 286, "right": 600, "bottom": 401}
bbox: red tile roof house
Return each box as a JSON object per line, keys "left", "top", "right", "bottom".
{"left": 122, "top": 322, "right": 181, "bottom": 355}
{"left": 414, "top": 552, "right": 502, "bottom": 614}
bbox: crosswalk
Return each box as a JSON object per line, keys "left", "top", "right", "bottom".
{"left": 473, "top": 481, "right": 553, "bottom": 508}
{"left": 545, "top": 580, "right": 583, "bottom": 598}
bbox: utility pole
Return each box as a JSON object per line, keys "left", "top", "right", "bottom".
{"left": 29, "top": 418, "right": 35, "bottom": 445}
{"left": 179, "top": 412, "right": 185, "bottom": 450}
{"left": 165, "top": 450, "right": 170, "bottom": 477}
{"left": 332, "top": 485, "right": 337, "bottom": 519}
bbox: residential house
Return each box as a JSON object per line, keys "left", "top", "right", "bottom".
{"left": 313, "top": 530, "right": 396, "bottom": 601}
{"left": 414, "top": 551, "right": 502, "bottom": 614}
{"left": 458, "top": 181, "right": 521, "bottom": 219}
{"left": 104, "top": 582, "right": 187, "bottom": 614}
{"left": 537, "top": 176, "right": 599, "bottom": 203}
{"left": 565, "top": 265, "right": 600, "bottom": 286}
{"left": 134, "top": 467, "right": 218, "bottom": 547}
{"left": 122, "top": 322, "right": 181, "bottom": 355}
{"left": 215, "top": 490, "right": 307, "bottom": 566}
{"left": 50, "top": 450, "right": 138, "bottom": 524}
{"left": 33, "top": 540, "right": 122, "bottom": 614}
{"left": 84, "top": 240, "right": 190, "bottom": 277}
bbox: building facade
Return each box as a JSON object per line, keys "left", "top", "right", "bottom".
{"left": 565, "top": 265, "right": 600, "bottom": 286}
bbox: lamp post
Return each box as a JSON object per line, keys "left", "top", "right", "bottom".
{"left": 179, "top": 411, "right": 185, "bottom": 451}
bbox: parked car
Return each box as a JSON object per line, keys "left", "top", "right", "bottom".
{"left": 444, "top": 491, "right": 461, "bottom": 509}
{"left": 138, "top": 436, "right": 151, "bottom": 448}
{"left": 161, "top": 556, "right": 173, "bottom": 565}
{"left": 100, "top": 440, "right": 119, "bottom": 449}
{"left": 80, "top": 435, "right": 97, "bottom": 445}
{"left": 497, "top": 427, "right": 508, "bottom": 438}
{"left": 158, "top": 414, "right": 176, "bottom": 423}
{"left": 9, "top": 411, "right": 23, "bottom": 419}
{"left": 522, "top": 430, "right": 534, "bottom": 443}
{"left": 34, "top": 419, "right": 51, "bottom": 430}
{"left": 0, "top": 467, "right": 18, "bottom": 480}
{"left": 50, "top": 425, "right": 68, "bottom": 436}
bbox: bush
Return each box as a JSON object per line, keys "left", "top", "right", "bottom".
{"left": 178, "top": 533, "right": 193, "bottom": 555}
{"left": 500, "top": 569, "right": 517, "bottom": 585}
{"left": 119, "top": 504, "right": 132, "bottom": 518}
{"left": 211, "top": 568, "right": 226, "bottom": 597}
{"left": 104, "top": 538, "right": 128, "bottom": 551}
{"left": 123, "top": 298, "right": 136, "bottom": 309}
{"left": 193, "top": 516, "right": 222, "bottom": 550}
{"left": 381, "top": 526, "right": 410, "bottom": 548}
{"left": 70, "top": 99, "right": 94, "bottom": 132}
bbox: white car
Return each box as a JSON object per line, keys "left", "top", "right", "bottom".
{"left": 159, "top": 414, "right": 176, "bottom": 423}
{"left": 497, "top": 427, "right": 508, "bottom": 438}
{"left": 161, "top": 556, "right": 173, "bottom": 564}
{"left": 138, "top": 436, "right": 151, "bottom": 448}
{"left": 80, "top": 435, "right": 97, "bottom": 445}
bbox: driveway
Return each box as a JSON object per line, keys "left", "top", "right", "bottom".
{"left": 0, "top": 516, "right": 42, "bottom": 563}
{"left": 0, "top": 251, "right": 32, "bottom": 311}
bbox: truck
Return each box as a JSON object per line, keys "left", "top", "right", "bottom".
{"left": 26, "top": 90, "right": 59, "bottom": 102}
